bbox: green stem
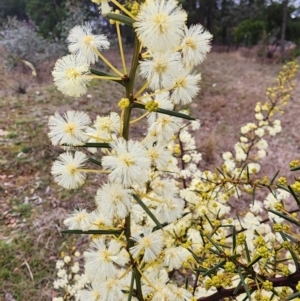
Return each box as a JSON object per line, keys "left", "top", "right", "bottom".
{"left": 123, "top": 38, "right": 141, "bottom": 140}
{"left": 122, "top": 37, "right": 144, "bottom": 301}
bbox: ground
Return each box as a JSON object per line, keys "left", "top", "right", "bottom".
{"left": 0, "top": 50, "right": 299, "bottom": 301}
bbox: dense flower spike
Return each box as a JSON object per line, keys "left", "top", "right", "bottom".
{"left": 50, "top": 1, "right": 300, "bottom": 300}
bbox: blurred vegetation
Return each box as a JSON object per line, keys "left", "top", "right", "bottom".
{"left": 0, "top": 0, "right": 300, "bottom": 48}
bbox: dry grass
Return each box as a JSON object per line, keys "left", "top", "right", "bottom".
{"left": 0, "top": 50, "right": 299, "bottom": 301}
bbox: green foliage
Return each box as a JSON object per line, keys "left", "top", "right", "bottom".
{"left": 0, "top": 0, "right": 27, "bottom": 24}
{"left": 234, "top": 19, "right": 265, "bottom": 46}
{"left": 25, "top": 0, "right": 66, "bottom": 39}
{"left": 59, "top": 0, "right": 97, "bottom": 40}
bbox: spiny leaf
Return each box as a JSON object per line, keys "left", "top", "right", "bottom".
{"left": 81, "top": 142, "right": 111, "bottom": 148}
{"left": 90, "top": 68, "right": 125, "bottom": 85}
{"left": 104, "top": 13, "right": 134, "bottom": 26}
{"left": 233, "top": 280, "right": 243, "bottom": 295}
{"left": 132, "top": 194, "right": 163, "bottom": 230}
{"left": 238, "top": 267, "right": 252, "bottom": 300}
{"left": 270, "top": 170, "right": 280, "bottom": 184}
{"left": 204, "top": 214, "right": 214, "bottom": 228}
{"left": 203, "top": 260, "right": 226, "bottom": 277}
{"left": 132, "top": 102, "right": 195, "bottom": 120}
{"left": 228, "top": 254, "right": 241, "bottom": 260}
{"left": 232, "top": 226, "right": 236, "bottom": 252}
{"left": 247, "top": 255, "right": 262, "bottom": 268}
{"left": 88, "top": 157, "right": 102, "bottom": 167}
{"left": 287, "top": 291, "right": 300, "bottom": 300}
{"left": 246, "top": 165, "right": 250, "bottom": 181}
{"left": 269, "top": 209, "right": 300, "bottom": 227}
{"left": 279, "top": 231, "right": 300, "bottom": 270}
{"left": 216, "top": 167, "right": 225, "bottom": 177}
{"left": 62, "top": 142, "right": 111, "bottom": 148}
{"left": 202, "top": 232, "right": 222, "bottom": 253}
{"left": 244, "top": 240, "right": 251, "bottom": 263}
{"left": 290, "top": 166, "right": 300, "bottom": 171}
{"left": 277, "top": 184, "right": 290, "bottom": 193}
{"left": 287, "top": 185, "right": 300, "bottom": 209}
{"left": 281, "top": 232, "right": 298, "bottom": 243}
{"left": 188, "top": 248, "right": 202, "bottom": 264}
{"left": 127, "top": 268, "right": 135, "bottom": 301}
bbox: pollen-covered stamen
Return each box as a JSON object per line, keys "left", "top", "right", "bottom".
{"left": 100, "top": 250, "right": 112, "bottom": 262}
{"left": 148, "top": 149, "right": 159, "bottom": 160}
{"left": 174, "top": 78, "right": 187, "bottom": 89}
{"left": 111, "top": 192, "right": 124, "bottom": 205}
{"left": 141, "top": 237, "right": 152, "bottom": 248}
{"left": 75, "top": 211, "right": 89, "bottom": 223}
{"left": 99, "top": 117, "right": 112, "bottom": 131}
{"left": 105, "top": 278, "right": 117, "bottom": 290}
{"left": 91, "top": 291, "right": 101, "bottom": 301}
{"left": 67, "top": 163, "right": 79, "bottom": 175}
{"left": 120, "top": 154, "right": 135, "bottom": 166}
{"left": 161, "top": 116, "right": 172, "bottom": 126}
{"left": 65, "top": 68, "right": 81, "bottom": 80}
{"left": 184, "top": 37, "right": 197, "bottom": 50}
{"left": 153, "top": 13, "right": 168, "bottom": 34}
{"left": 64, "top": 122, "right": 76, "bottom": 135}
{"left": 154, "top": 61, "right": 167, "bottom": 74}
{"left": 83, "top": 35, "right": 94, "bottom": 45}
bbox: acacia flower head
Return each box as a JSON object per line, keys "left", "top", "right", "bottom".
{"left": 155, "top": 192, "right": 185, "bottom": 223}
{"left": 51, "top": 151, "right": 88, "bottom": 189}
{"left": 134, "top": 0, "right": 187, "bottom": 52}
{"left": 148, "top": 115, "right": 182, "bottom": 142}
{"left": 170, "top": 69, "right": 201, "bottom": 104}
{"left": 64, "top": 208, "right": 91, "bottom": 231}
{"left": 180, "top": 24, "right": 212, "bottom": 67}
{"left": 163, "top": 246, "right": 189, "bottom": 270}
{"left": 52, "top": 54, "right": 91, "bottom": 97}
{"left": 95, "top": 182, "right": 133, "bottom": 219}
{"left": 130, "top": 228, "right": 163, "bottom": 262}
{"left": 102, "top": 138, "right": 151, "bottom": 188}
{"left": 78, "top": 283, "right": 102, "bottom": 301}
{"left": 94, "top": 112, "right": 120, "bottom": 135}
{"left": 48, "top": 111, "right": 91, "bottom": 146}
{"left": 84, "top": 238, "right": 130, "bottom": 282}
{"left": 68, "top": 22, "right": 110, "bottom": 64}
{"left": 143, "top": 137, "right": 173, "bottom": 170}
{"left": 139, "top": 51, "right": 182, "bottom": 89}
